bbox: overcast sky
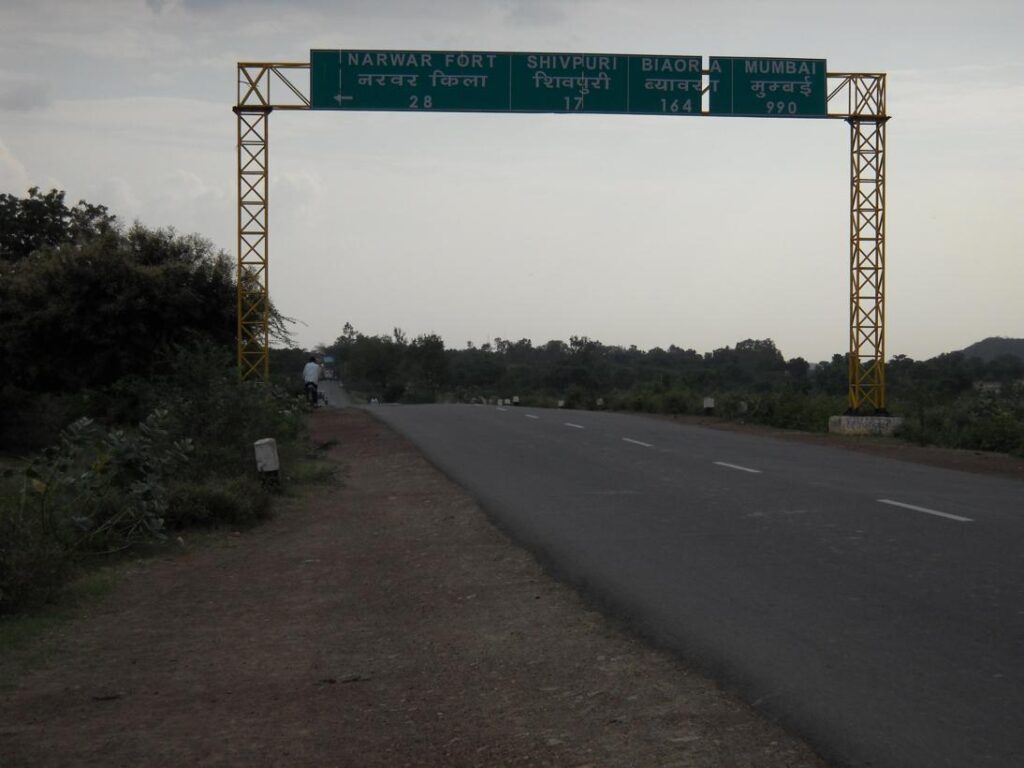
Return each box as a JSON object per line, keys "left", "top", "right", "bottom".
{"left": 1, "top": 0, "right": 1021, "bottom": 361}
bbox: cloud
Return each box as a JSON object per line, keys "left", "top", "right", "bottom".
{"left": 0, "top": 137, "right": 30, "bottom": 192}
{"left": 0, "top": 74, "right": 52, "bottom": 111}
{"left": 166, "top": 0, "right": 481, "bottom": 19}
{"left": 162, "top": 168, "right": 229, "bottom": 207}
{"left": 502, "top": 0, "right": 571, "bottom": 26}
{"left": 87, "top": 170, "right": 233, "bottom": 250}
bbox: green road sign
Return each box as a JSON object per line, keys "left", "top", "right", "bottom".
{"left": 709, "top": 57, "right": 827, "bottom": 117}
{"left": 310, "top": 50, "right": 702, "bottom": 116}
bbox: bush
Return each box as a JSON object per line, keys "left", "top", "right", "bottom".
{"left": 166, "top": 476, "right": 271, "bottom": 529}
{"left": 400, "top": 386, "right": 437, "bottom": 405}
{"left": 100, "top": 341, "right": 305, "bottom": 479}
{"left": 744, "top": 392, "right": 844, "bottom": 432}
{"left": 0, "top": 346, "right": 308, "bottom": 613}
{"left": 895, "top": 394, "right": 1024, "bottom": 456}
{"left": 0, "top": 411, "right": 190, "bottom": 613}
{"left": 0, "top": 489, "right": 74, "bottom": 612}
{"left": 662, "top": 389, "right": 692, "bottom": 415}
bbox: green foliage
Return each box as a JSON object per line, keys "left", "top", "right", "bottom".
{"left": 151, "top": 343, "right": 304, "bottom": 478}
{"left": 960, "top": 337, "right": 1024, "bottom": 364}
{"left": 661, "top": 389, "right": 693, "bottom": 415}
{"left": 0, "top": 481, "right": 73, "bottom": 612}
{"left": 0, "top": 347, "right": 306, "bottom": 614}
{"left": 742, "top": 392, "right": 848, "bottom": 432}
{"left": 0, "top": 189, "right": 311, "bottom": 616}
{"left": 0, "top": 187, "right": 115, "bottom": 263}
{"left": 327, "top": 327, "right": 449, "bottom": 403}
{"left": 328, "top": 324, "right": 1024, "bottom": 454}
{"left": 0, "top": 411, "right": 191, "bottom": 612}
{"left": 166, "top": 476, "right": 271, "bottom": 529}
{"left": 51, "top": 412, "right": 191, "bottom": 550}
{"left": 0, "top": 226, "right": 236, "bottom": 393}
{"left": 0, "top": 188, "right": 294, "bottom": 449}
{"left": 895, "top": 390, "right": 1024, "bottom": 456}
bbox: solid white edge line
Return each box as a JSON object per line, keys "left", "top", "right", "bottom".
{"left": 564, "top": 422, "right": 584, "bottom": 429}
{"left": 713, "top": 461, "right": 762, "bottom": 474}
{"left": 877, "top": 498, "right": 973, "bottom": 523}
{"left": 622, "top": 437, "right": 653, "bottom": 448}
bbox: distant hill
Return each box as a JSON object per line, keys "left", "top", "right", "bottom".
{"left": 960, "top": 337, "right": 1024, "bottom": 363}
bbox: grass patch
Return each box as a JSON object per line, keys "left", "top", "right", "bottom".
{"left": 278, "top": 439, "right": 342, "bottom": 489}
{"left": 0, "top": 565, "right": 120, "bottom": 692}
{"left": 286, "top": 458, "right": 339, "bottom": 487}
{"left": 166, "top": 475, "right": 271, "bottom": 529}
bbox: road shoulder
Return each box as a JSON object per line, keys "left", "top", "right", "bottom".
{"left": 0, "top": 409, "right": 828, "bottom": 767}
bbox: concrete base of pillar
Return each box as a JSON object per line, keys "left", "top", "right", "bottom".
{"left": 828, "top": 414, "right": 905, "bottom": 436}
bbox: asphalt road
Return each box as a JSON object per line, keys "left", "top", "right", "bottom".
{"left": 319, "top": 380, "right": 351, "bottom": 408}
{"left": 367, "top": 403, "right": 1024, "bottom": 768}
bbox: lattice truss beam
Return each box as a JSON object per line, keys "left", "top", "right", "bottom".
{"left": 235, "top": 107, "right": 270, "bottom": 381}
{"left": 828, "top": 74, "right": 888, "bottom": 413}
{"left": 235, "top": 63, "right": 887, "bottom": 414}
{"left": 848, "top": 118, "right": 887, "bottom": 412}
{"left": 234, "top": 64, "right": 309, "bottom": 381}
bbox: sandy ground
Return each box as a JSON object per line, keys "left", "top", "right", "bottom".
{"left": 0, "top": 408, "right": 832, "bottom": 767}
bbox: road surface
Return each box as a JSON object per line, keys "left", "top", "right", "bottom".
{"left": 318, "top": 379, "right": 351, "bottom": 408}
{"left": 368, "top": 403, "right": 1024, "bottom": 768}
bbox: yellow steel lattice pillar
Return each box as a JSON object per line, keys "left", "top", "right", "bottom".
{"left": 234, "top": 104, "right": 271, "bottom": 380}
{"left": 847, "top": 115, "right": 888, "bottom": 412}
{"left": 234, "top": 62, "right": 276, "bottom": 381}
{"left": 233, "top": 62, "right": 309, "bottom": 381}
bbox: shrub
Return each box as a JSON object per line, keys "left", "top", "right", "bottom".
{"left": 0, "top": 411, "right": 190, "bottom": 613}
{"left": 23, "top": 412, "right": 191, "bottom": 553}
{"left": 113, "top": 341, "right": 305, "bottom": 479}
{"left": 166, "top": 476, "right": 271, "bottom": 529}
{"left": 744, "top": 392, "right": 844, "bottom": 432}
{"left": 0, "top": 487, "right": 74, "bottom": 612}
{"left": 662, "top": 389, "right": 692, "bottom": 415}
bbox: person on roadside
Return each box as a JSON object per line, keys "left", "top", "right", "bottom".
{"left": 302, "top": 356, "right": 322, "bottom": 406}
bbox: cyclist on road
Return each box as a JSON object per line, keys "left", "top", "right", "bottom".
{"left": 302, "top": 356, "right": 322, "bottom": 406}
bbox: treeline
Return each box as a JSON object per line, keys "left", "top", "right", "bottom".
{"left": 960, "top": 337, "right": 1024, "bottom": 364}
{"left": 320, "top": 325, "right": 1024, "bottom": 455}
{"left": 0, "top": 189, "right": 309, "bottom": 613}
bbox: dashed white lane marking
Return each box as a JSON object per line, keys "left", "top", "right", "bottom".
{"left": 525, "top": 414, "right": 540, "bottom": 420}
{"left": 714, "top": 461, "right": 762, "bottom": 474}
{"left": 564, "top": 422, "right": 584, "bottom": 429}
{"left": 622, "top": 437, "right": 653, "bottom": 448}
{"left": 497, "top": 407, "right": 508, "bottom": 412}
{"left": 877, "top": 498, "right": 973, "bottom": 523}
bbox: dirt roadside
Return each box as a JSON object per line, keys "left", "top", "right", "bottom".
{"left": 0, "top": 408, "right": 831, "bottom": 768}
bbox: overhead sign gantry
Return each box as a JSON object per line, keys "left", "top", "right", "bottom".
{"left": 309, "top": 50, "right": 830, "bottom": 118}
{"left": 235, "top": 51, "right": 888, "bottom": 412}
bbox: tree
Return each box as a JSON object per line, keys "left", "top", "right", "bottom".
{"left": 786, "top": 357, "right": 810, "bottom": 384}
{"left": 0, "top": 189, "right": 299, "bottom": 398}
{"left": 406, "top": 334, "right": 448, "bottom": 394}
{"left": 0, "top": 187, "right": 115, "bottom": 262}
{"left": 813, "top": 354, "right": 849, "bottom": 396}
{"left": 345, "top": 334, "right": 405, "bottom": 400}
{"left": 0, "top": 220, "right": 236, "bottom": 392}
